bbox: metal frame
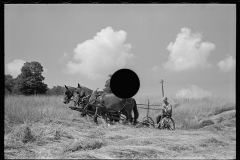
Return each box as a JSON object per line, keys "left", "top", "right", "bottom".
{"left": 137, "top": 99, "right": 175, "bottom": 130}
{"left": 157, "top": 116, "right": 175, "bottom": 130}
{"left": 137, "top": 99, "right": 161, "bottom": 126}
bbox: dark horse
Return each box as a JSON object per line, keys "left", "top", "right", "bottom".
{"left": 63, "top": 85, "right": 80, "bottom": 105}
{"left": 63, "top": 85, "right": 96, "bottom": 117}
{"left": 73, "top": 84, "right": 139, "bottom": 125}
{"left": 69, "top": 84, "right": 122, "bottom": 122}
{"left": 63, "top": 84, "right": 122, "bottom": 122}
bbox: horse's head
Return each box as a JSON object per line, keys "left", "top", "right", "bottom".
{"left": 63, "top": 85, "right": 73, "bottom": 104}
{"left": 76, "top": 83, "right": 86, "bottom": 98}
{"left": 72, "top": 92, "right": 81, "bottom": 106}
{"left": 63, "top": 84, "right": 85, "bottom": 105}
{"left": 71, "top": 83, "right": 89, "bottom": 107}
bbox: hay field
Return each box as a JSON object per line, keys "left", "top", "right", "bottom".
{"left": 5, "top": 95, "right": 235, "bottom": 159}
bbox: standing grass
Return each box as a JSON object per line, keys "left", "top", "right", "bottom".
{"left": 172, "top": 97, "right": 235, "bottom": 129}
{"left": 4, "top": 95, "right": 74, "bottom": 131}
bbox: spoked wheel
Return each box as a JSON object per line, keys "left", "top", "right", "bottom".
{"left": 159, "top": 117, "right": 175, "bottom": 130}
{"left": 141, "top": 117, "right": 155, "bottom": 127}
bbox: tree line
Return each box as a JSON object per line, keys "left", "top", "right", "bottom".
{"left": 5, "top": 61, "right": 112, "bottom": 96}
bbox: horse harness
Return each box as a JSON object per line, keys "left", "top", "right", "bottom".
{"left": 79, "top": 90, "right": 133, "bottom": 116}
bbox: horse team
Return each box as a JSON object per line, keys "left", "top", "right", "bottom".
{"left": 63, "top": 83, "right": 139, "bottom": 125}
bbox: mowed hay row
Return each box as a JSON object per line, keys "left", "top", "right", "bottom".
{"left": 5, "top": 115, "right": 236, "bottom": 159}
{"left": 4, "top": 115, "right": 105, "bottom": 159}
{"left": 99, "top": 125, "right": 235, "bottom": 159}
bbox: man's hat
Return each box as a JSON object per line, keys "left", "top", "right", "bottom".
{"left": 163, "top": 97, "right": 167, "bottom": 101}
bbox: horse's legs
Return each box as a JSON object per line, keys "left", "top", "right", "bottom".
{"left": 120, "top": 110, "right": 128, "bottom": 123}
{"left": 93, "top": 106, "right": 98, "bottom": 124}
{"left": 125, "top": 109, "right": 133, "bottom": 124}
{"left": 125, "top": 114, "right": 129, "bottom": 123}
{"left": 103, "top": 112, "right": 110, "bottom": 127}
{"left": 109, "top": 112, "right": 117, "bottom": 124}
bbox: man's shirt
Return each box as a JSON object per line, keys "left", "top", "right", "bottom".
{"left": 163, "top": 102, "right": 172, "bottom": 115}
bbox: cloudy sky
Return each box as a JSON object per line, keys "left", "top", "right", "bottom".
{"left": 5, "top": 4, "right": 236, "bottom": 100}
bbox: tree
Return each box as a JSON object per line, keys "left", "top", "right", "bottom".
{"left": 46, "top": 86, "right": 65, "bottom": 95}
{"left": 5, "top": 74, "right": 15, "bottom": 95}
{"left": 11, "top": 76, "right": 22, "bottom": 95}
{"left": 103, "top": 74, "right": 112, "bottom": 93}
{"left": 17, "top": 61, "right": 48, "bottom": 95}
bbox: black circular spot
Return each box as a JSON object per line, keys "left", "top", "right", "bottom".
{"left": 29, "top": 0, "right": 41, "bottom": 3}
{"left": 110, "top": 69, "right": 140, "bottom": 99}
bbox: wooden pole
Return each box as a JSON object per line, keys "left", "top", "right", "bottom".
{"left": 147, "top": 99, "right": 150, "bottom": 120}
{"left": 160, "top": 79, "right": 164, "bottom": 97}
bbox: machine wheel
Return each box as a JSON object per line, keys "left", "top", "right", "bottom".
{"left": 141, "top": 117, "right": 155, "bottom": 127}
{"left": 158, "top": 117, "right": 175, "bottom": 130}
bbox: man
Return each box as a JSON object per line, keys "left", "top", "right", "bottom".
{"left": 156, "top": 97, "right": 172, "bottom": 126}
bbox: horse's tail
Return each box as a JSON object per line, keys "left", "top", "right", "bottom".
{"left": 132, "top": 98, "right": 139, "bottom": 123}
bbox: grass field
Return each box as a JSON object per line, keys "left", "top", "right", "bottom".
{"left": 4, "top": 95, "right": 236, "bottom": 159}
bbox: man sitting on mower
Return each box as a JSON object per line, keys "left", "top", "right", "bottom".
{"left": 156, "top": 97, "right": 172, "bottom": 126}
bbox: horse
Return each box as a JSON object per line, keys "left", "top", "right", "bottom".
{"left": 63, "top": 85, "right": 96, "bottom": 117}
{"left": 72, "top": 84, "right": 121, "bottom": 123}
{"left": 63, "top": 85, "right": 81, "bottom": 105}
{"left": 75, "top": 84, "right": 139, "bottom": 125}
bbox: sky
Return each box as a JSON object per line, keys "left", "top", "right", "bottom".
{"left": 5, "top": 4, "right": 236, "bottom": 100}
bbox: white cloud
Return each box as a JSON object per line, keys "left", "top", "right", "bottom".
{"left": 63, "top": 52, "right": 69, "bottom": 57}
{"left": 175, "top": 85, "right": 212, "bottom": 99}
{"left": 65, "top": 26, "right": 134, "bottom": 80}
{"left": 163, "top": 28, "right": 216, "bottom": 71}
{"left": 217, "top": 55, "right": 236, "bottom": 72}
{"left": 59, "top": 52, "right": 71, "bottom": 63}
{"left": 7, "top": 59, "right": 25, "bottom": 78}
{"left": 150, "top": 66, "right": 160, "bottom": 73}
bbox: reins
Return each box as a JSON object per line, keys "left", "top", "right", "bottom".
{"left": 81, "top": 88, "right": 109, "bottom": 117}
{"left": 82, "top": 89, "right": 99, "bottom": 112}
{"left": 75, "top": 87, "right": 128, "bottom": 118}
